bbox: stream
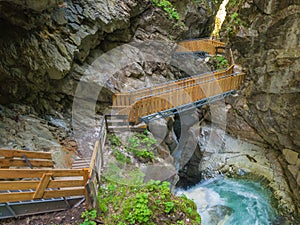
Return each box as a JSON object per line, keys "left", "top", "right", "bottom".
{"left": 177, "top": 177, "right": 277, "bottom": 225}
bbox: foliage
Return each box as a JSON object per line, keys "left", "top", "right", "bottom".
{"left": 108, "top": 134, "right": 122, "bottom": 147}
{"left": 126, "top": 132, "right": 157, "bottom": 162}
{"left": 80, "top": 209, "right": 97, "bottom": 225}
{"left": 108, "top": 131, "right": 157, "bottom": 163}
{"left": 226, "top": 0, "right": 248, "bottom": 36}
{"left": 152, "top": 0, "right": 180, "bottom": 21}
{"left": 209, "top": 55, "right": 229, "bottom": 69}
{"left": 97, "top": 179, "right": 201, "bottom": 224}
{"left": 112, "top": 146, "right": 131, "bottom": 164}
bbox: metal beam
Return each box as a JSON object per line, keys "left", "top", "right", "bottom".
{"left": 139, "top": 90, "right": 235, "bottom": 123}
{"left": 0, "top": 197, "right": 84, "bottom": 219}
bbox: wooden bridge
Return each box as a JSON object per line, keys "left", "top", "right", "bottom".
{"left": 112, "top": 38, "right": 244, "bottom": 124}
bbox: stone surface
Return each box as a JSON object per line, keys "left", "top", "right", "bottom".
{"left": 0, "top": 0, "right": 219, "bottom": 114}
{"left": 0, "top": 104, "right": 77, "bottom": 168}
{"left": 222, "top": 0, "right": 300, "bottom": 153}
{"left": 219, "top": 1, "right": 300, "bottom": 220}
{"left": 283, "top": 149, "right": 299, "bottom": 165}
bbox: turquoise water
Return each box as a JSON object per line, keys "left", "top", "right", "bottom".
{"left": 177, "top": 177, "right": 277, "bottom": 225}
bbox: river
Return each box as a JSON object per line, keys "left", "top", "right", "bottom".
{"left": 177, "top": 177, "right": 277, "bottom": 225}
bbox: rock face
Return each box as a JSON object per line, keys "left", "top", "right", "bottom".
{"left": 0, "top": 0, "right": 220, "bottom": 113}
{"left": 223, "top": 0, "right": 300, "bottom": 152}
{"left": 219, "top": 0, "right": 300, "bottom": 219}
{"left": 0, "top": 104, "right": 77, "bottom": 168}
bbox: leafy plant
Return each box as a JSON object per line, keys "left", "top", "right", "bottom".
{"left": 152, "top": 0, "right": 180, "bottom": 21}
{"left": 113, "top": 147, "right": 131, "bottom": 164}
{"left": 226, "top": 11, "right": 246, "bottom": 36}
{"left": 164, "top": 201, "right": 175, "bottom": 213}
{"left": 97, "top": 179, "right": 201, "bottom": 224}
{"left": 108, "top": 134, "right": 122, "bottom": 146}
{"left": 126, "top": 133, "right": 156, "bottom": 162}
{"left": 209, "top": 55, "right": 229, "bottom": 69}
{"left": 80, "top": 209, "right": 97, "bottom": 225}
{"left": 125, "top": 193, "right": 152, "bottom": 224}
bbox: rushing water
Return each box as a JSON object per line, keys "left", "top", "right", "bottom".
{"left": 177, "top": 177, "right": 277, "bottom": 225}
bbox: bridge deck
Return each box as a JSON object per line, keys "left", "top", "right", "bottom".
{"left": 112, "top": 39, "right": 244, "bottom": 124}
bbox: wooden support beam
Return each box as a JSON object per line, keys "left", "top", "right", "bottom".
{"left": 33, "top": 173, "right": 52, "bottom": 199}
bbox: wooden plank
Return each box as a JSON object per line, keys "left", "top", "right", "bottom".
{"left": 0, "top": 188, "right": 86, "bottom": 202}
{"left": 0, "top": 169, "right": 87, "bottom": 179}
{"left": 0, "top": 149, "right": 52, "bottom": 160}
{"left": 43, "top": 188, "right": 86, "bottom": 198}
{"left": 0, "top": 192, "right": 34, "bottom": 202}
{"left": 0, "top": 159, "right": 54, "bottom": 168}
{"left": 0, "top": 180, "right": 85, "bottom": 191}
{"left": 33, "top": 173, "right": 52, "bottom": 199}
{"left": 0, "top": 181, "right": 39, "bottom": 190}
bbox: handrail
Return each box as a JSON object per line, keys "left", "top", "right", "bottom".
{"left": 127, "top": 73, "right": 245, "bottom": 124}
{"left": 0, "top": 168, "right": 89, "bottom": 203}
{"left": 0, "top": 149, "right": 54, "bottom": 168}
{"left": 113, "top": 65, "right": 234, "bottom": 108}
{"left": 176, "top": 39, "right": 226, "bottom": 55}
{"left": 85, "top": 116, "right": 107, "bottom": 210}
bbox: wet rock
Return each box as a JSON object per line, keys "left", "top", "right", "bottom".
{"left": 207, "top": 205, "right": 234, "bottom": 225}
{"left": 149, "top": 117, "right": 170, "bottom": 144}
{"left": 189, "top": 124, "right": 297, "bottom": 217}
{"left": 173, "top": 123, "right": 200, "bottom": 171}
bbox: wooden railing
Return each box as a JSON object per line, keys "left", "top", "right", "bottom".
{"left": 176, "top": 39, "right": 225, "bottom": 55}
{"left": 128, "top": 73, "right": 245, "bottom": 124}
{"left": 113, "top": 65, "right": 234, "bottom": 109}
{"left": 0, "top": 149, "right": 89, "bottom": 204}
{"left": 0, "top": 168, "right": 89, "bottom": 202}
{"left": 0, "top": 116, "right": 107, "bottom": 211}
{"left": 0, "top": 149, "right": 54, "bottom": 168}
{"left": 85, "top": 117, "right": 107, "bottom": 210}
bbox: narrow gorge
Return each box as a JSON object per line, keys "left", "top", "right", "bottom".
{"left": 0, "top": 0, "right": 299, "bottom": 224}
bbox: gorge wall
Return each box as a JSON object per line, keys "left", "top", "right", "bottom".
{"left": 220, "top": 0, "right": 300, "bottom": 217}
{"left": 0, "top": 0, "right": 220, "bottom": 113}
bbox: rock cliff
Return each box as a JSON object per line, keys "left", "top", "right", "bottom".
{"left": 220, "top": 0, "right": 300, "bottom": 218}
{"left": 0, "top": 0, "right": 220, "bottom": 113}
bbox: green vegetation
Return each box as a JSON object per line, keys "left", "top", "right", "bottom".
{"left": 227, "top": 12, "right": 241, "bottom": 35}
{"left": 80, "top": 209, "right": 97, "bottom": 225}
{"left": 152, "top": 0, "right": 180, "bottom": 21}
{"left": 108, "top": 131, "right": 157, "bottom": 163}
{"left": 105, "top": 132, "right": 201, "bottom": 223}
{"left": 108, "top": 133, "right": 122, "bottom": 147}
{"left": 126, "top": 133, "right": 156, "bottom": 162}
{"left": 104, "top": 162, "right": 145, "bottom": 185}
{"left": 209, "top": 55, "right": 229, "bottom": 69}
{"left": 97, "top": 179, "right": 201, "bottom": 224}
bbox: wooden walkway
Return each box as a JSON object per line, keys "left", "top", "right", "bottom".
{"left": 0, "top": 38, "right": 244, "bottom": 220}
{"left": 112, "top": 39, "right": 244, "bottom": 124}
